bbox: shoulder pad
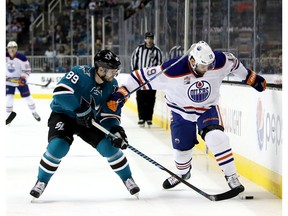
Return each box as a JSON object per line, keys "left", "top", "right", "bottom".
{"left": 162, "top": 56, "right": 190, "bottom": 77}
{"left": 213, "top": 51, "right": 226, "bottom": 69}
{"left": 15, "top": 53, "right": 28, "bottom": 62}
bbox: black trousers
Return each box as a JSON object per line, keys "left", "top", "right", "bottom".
{"left": 136, "top": 90, "right": 156, "bottom": 121}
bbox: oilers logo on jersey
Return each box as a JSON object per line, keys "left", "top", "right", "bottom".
{"left": 7, "top": 62, "right": 16, "bottom": 73}
{"left": 187, "top": 80, "right": 211, "bottom": 103}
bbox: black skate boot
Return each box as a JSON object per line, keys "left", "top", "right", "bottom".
{"left": 30, "top": 181, "right": 47, "bottom": 198}
{"left": 32, "top": 112, "right": 41, "bottom": 121}
{"left": 138, "top": 120, "right": 145, "bottom": 127}
{"left": 146, "top": 120, "right": 152, "bottom": 128}
{"left": 225, "top": 174, "right": 245, "bottom": 193}
{"left": 123, "top": 177, "right": 140, "bottom": 198}
{"left": 163, "top": 167, "right": 191, "bottom": 189}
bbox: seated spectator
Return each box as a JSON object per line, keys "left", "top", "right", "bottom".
{"left": 42, "top": 62, "right": 52, "bottom": 73}
{"left": 45, "top": 45, "right": 56, "bottom": 57}
{"left": 55, "top": 63, "right": 66, "bottom": 73}
{"left": 77, "top": 42, "right": 88, "bottom": 55}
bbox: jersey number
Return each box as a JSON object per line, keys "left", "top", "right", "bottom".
{"left": 65, "top": 71, "right": 79, "bottom": 84}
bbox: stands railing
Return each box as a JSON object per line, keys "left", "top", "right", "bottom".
{"left": 29, "top": 12, "right": 45, "bottom": 65}
{"left": 26, "top": 55, "right": 282, "bottom": 85}
{"left": 48, "top": 0, "right": 62, "bottom": 25}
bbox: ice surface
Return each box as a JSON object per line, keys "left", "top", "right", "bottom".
{"left": 4, "top": 99, "right": 282, "bottom": 216}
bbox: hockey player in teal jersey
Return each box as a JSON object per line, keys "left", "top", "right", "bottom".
{"left": 30, "top": 50, "right": 140, "bottom": 199}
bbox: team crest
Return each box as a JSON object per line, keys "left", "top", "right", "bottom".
{"left": 7, "top": 62, "right": 15, "bottom": 73}
{"left": 187, "top": 80, "right": 211, "bottom": 102}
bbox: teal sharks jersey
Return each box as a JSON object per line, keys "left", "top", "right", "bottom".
{"left": 50, "top": 65, "right": 120, "bottom": 129}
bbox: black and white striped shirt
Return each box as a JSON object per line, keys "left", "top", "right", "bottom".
{"left": 131, "top": 43, "right": 163, "bottom": 70}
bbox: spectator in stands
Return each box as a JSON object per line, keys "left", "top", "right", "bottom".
{"left": 55, "top": 24, "right": 68, "bottom": 44}
{"left": 77, "top": 42, "right": 88, "bottom": 56}
{"left": 44, "top": 45, "right": 56, "bottom": 58}
{"left": 42, "top": 62, "right": 52, "bottom": 73}
{"left": 55, "top": 62, "right": 66, "bottom": 73}
{"left": 45, "top": 45, "right": 57, "bottom": 68}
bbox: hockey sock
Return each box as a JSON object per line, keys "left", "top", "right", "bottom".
{"left": 24, "top": 96, "right": 37, "bottom": 112}
{"left": 173, "top": 149, "right": 192, "bottom": 175}
{"left": 38, "top": 138, "right": 70, "bottom": 183}
{"left": 6, "top": 94, "right": 14, "bottom": 113}
{"left": 96, "top": 139, "right": 131, "bottom": 181}
{"left": 205, "top": 130, "right": 236, "bottom": 176}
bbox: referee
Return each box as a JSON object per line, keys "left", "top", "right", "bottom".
{"left": 131, "top": 32, "right": 163, "bottom": 127}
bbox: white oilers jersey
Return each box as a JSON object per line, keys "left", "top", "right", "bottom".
{"left": 123, "top": 51, "right": 249, "bottom": 122}
{"left": 6, "top": 52, "right": 31, "bottom": 86}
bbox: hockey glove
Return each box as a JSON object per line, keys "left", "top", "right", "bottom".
{"left": 107, "top": 86, "right": 129, "bottom": 112}
{"left": 244, "top": 69, "right": 266, "bottom": 92}
{"left": 18, "top": 76, "right": 27, "bottom": 86}
{"left": 75, "top": 105, "right": 93, "bottom": 128}
{"left": 109, "top": 125, "right": 128, "bottom": 149}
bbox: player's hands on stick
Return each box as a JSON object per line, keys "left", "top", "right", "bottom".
{"left": 75, "top": 105, "right": 94, "bottom": 128}
{"left": 18, "top": 76, "right": 27, "bottom": 86}
{"left": 107, "top": 86, "right": 129, "bottom": 112}
{"left": 109, "top": 125, "right": 128, "bottom": 149}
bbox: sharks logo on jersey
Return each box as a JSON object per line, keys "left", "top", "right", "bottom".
{"left": 187, "top": 81, "right": 211, "bottom": 102}
{"left": 79, "top": 65, "right": 92, "bottom": 77}
{"left": 90, "top": 86, "right": 102, "bottom": 96}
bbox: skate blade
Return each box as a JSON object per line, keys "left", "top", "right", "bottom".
{"left": 134, "top": 192, "right": 140, "bottom": 199}
{"left": 31, "top": 197, "right": 37, "bottom": 203}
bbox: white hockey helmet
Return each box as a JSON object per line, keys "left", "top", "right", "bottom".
{"left": 7, "top": 41, "right": 18, "bottom": 48}
{"left": 189, "top": 41, "right": 215, "bottom": 71}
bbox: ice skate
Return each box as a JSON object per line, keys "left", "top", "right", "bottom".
{"left": 146, "top": 120, "right": 152, "bottom": 128}
{"left": 225, "top": 174, "right": 245, "bottom": 193}
{"left": 123, "top": 177, "right": 140, "bottom": 198}
{"left": 32, "top": 112, "right": 41, "bottom": 121}
{"left": 30, "top": 181, "right": 47, "bottom": 198}
{"left": 163, "top": 169, "right": 191, "bottom": 189}
{"left": 138, "top": 120, "right": 145, "bottom": 127}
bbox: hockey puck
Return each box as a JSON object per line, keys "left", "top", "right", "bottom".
{"left": 240, "top": 195, "right": 254, "bottom": 200}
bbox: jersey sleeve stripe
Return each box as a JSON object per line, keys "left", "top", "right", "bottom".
{"left": 130, "top": 72, "right": 141, "bottom": 86}
{"left": 140, "top": 68, "right": 153, "bottom": 90}
{"left": 53, "top": 84, "right": 74, "bottom": 95}
{"left": 134, "top": 70, "right": 146, "bottom": 89}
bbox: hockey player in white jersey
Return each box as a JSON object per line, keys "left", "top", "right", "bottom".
{"left": 6, "top": 41, "right": 41, "bottom": 124}
{"left": 107, "top": 41, "right": 266, "bottom": 194}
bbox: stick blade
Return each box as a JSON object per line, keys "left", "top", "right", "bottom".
{"left": 210, "top": 188, "right": 241, "bottom": 201}
{"left": 43, "top": 78, "right": 52, "bottom": 87}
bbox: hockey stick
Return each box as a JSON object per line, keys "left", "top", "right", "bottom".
{"left": 119, "top": 45, "right": 194, "bottom": 102}
{"left": 6, "top": 111, "right": 17, "bottom": 125}
{"left": 28, "top": 78, "right": 52, "bottom": 87}
{"left": 6, "top": 78, "right": 52, "bottom": 88}
{"left": 91, "top": 120, "right": 241, "bottom": 201}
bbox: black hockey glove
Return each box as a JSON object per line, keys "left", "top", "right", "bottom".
{"left": 244, "top": 69, "right": 266, "bottom": 92}
{"left": 109, "top": 125, "right": 128, "bottom": 149}
{"left": 75, "top": 106, "right": 93, "bottom": 128}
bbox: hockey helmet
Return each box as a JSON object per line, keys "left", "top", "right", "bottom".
{"left": 189, "top": 41, "right": 215, "bottom": 70}
{"left": 145, "top": 32, "right": 154, "bottom": 39}
{"left": 94, "top": 50, "right": 121, "bottom": 69}
{"left": 7, "top": 41, "right": 18, "bottom": 48}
